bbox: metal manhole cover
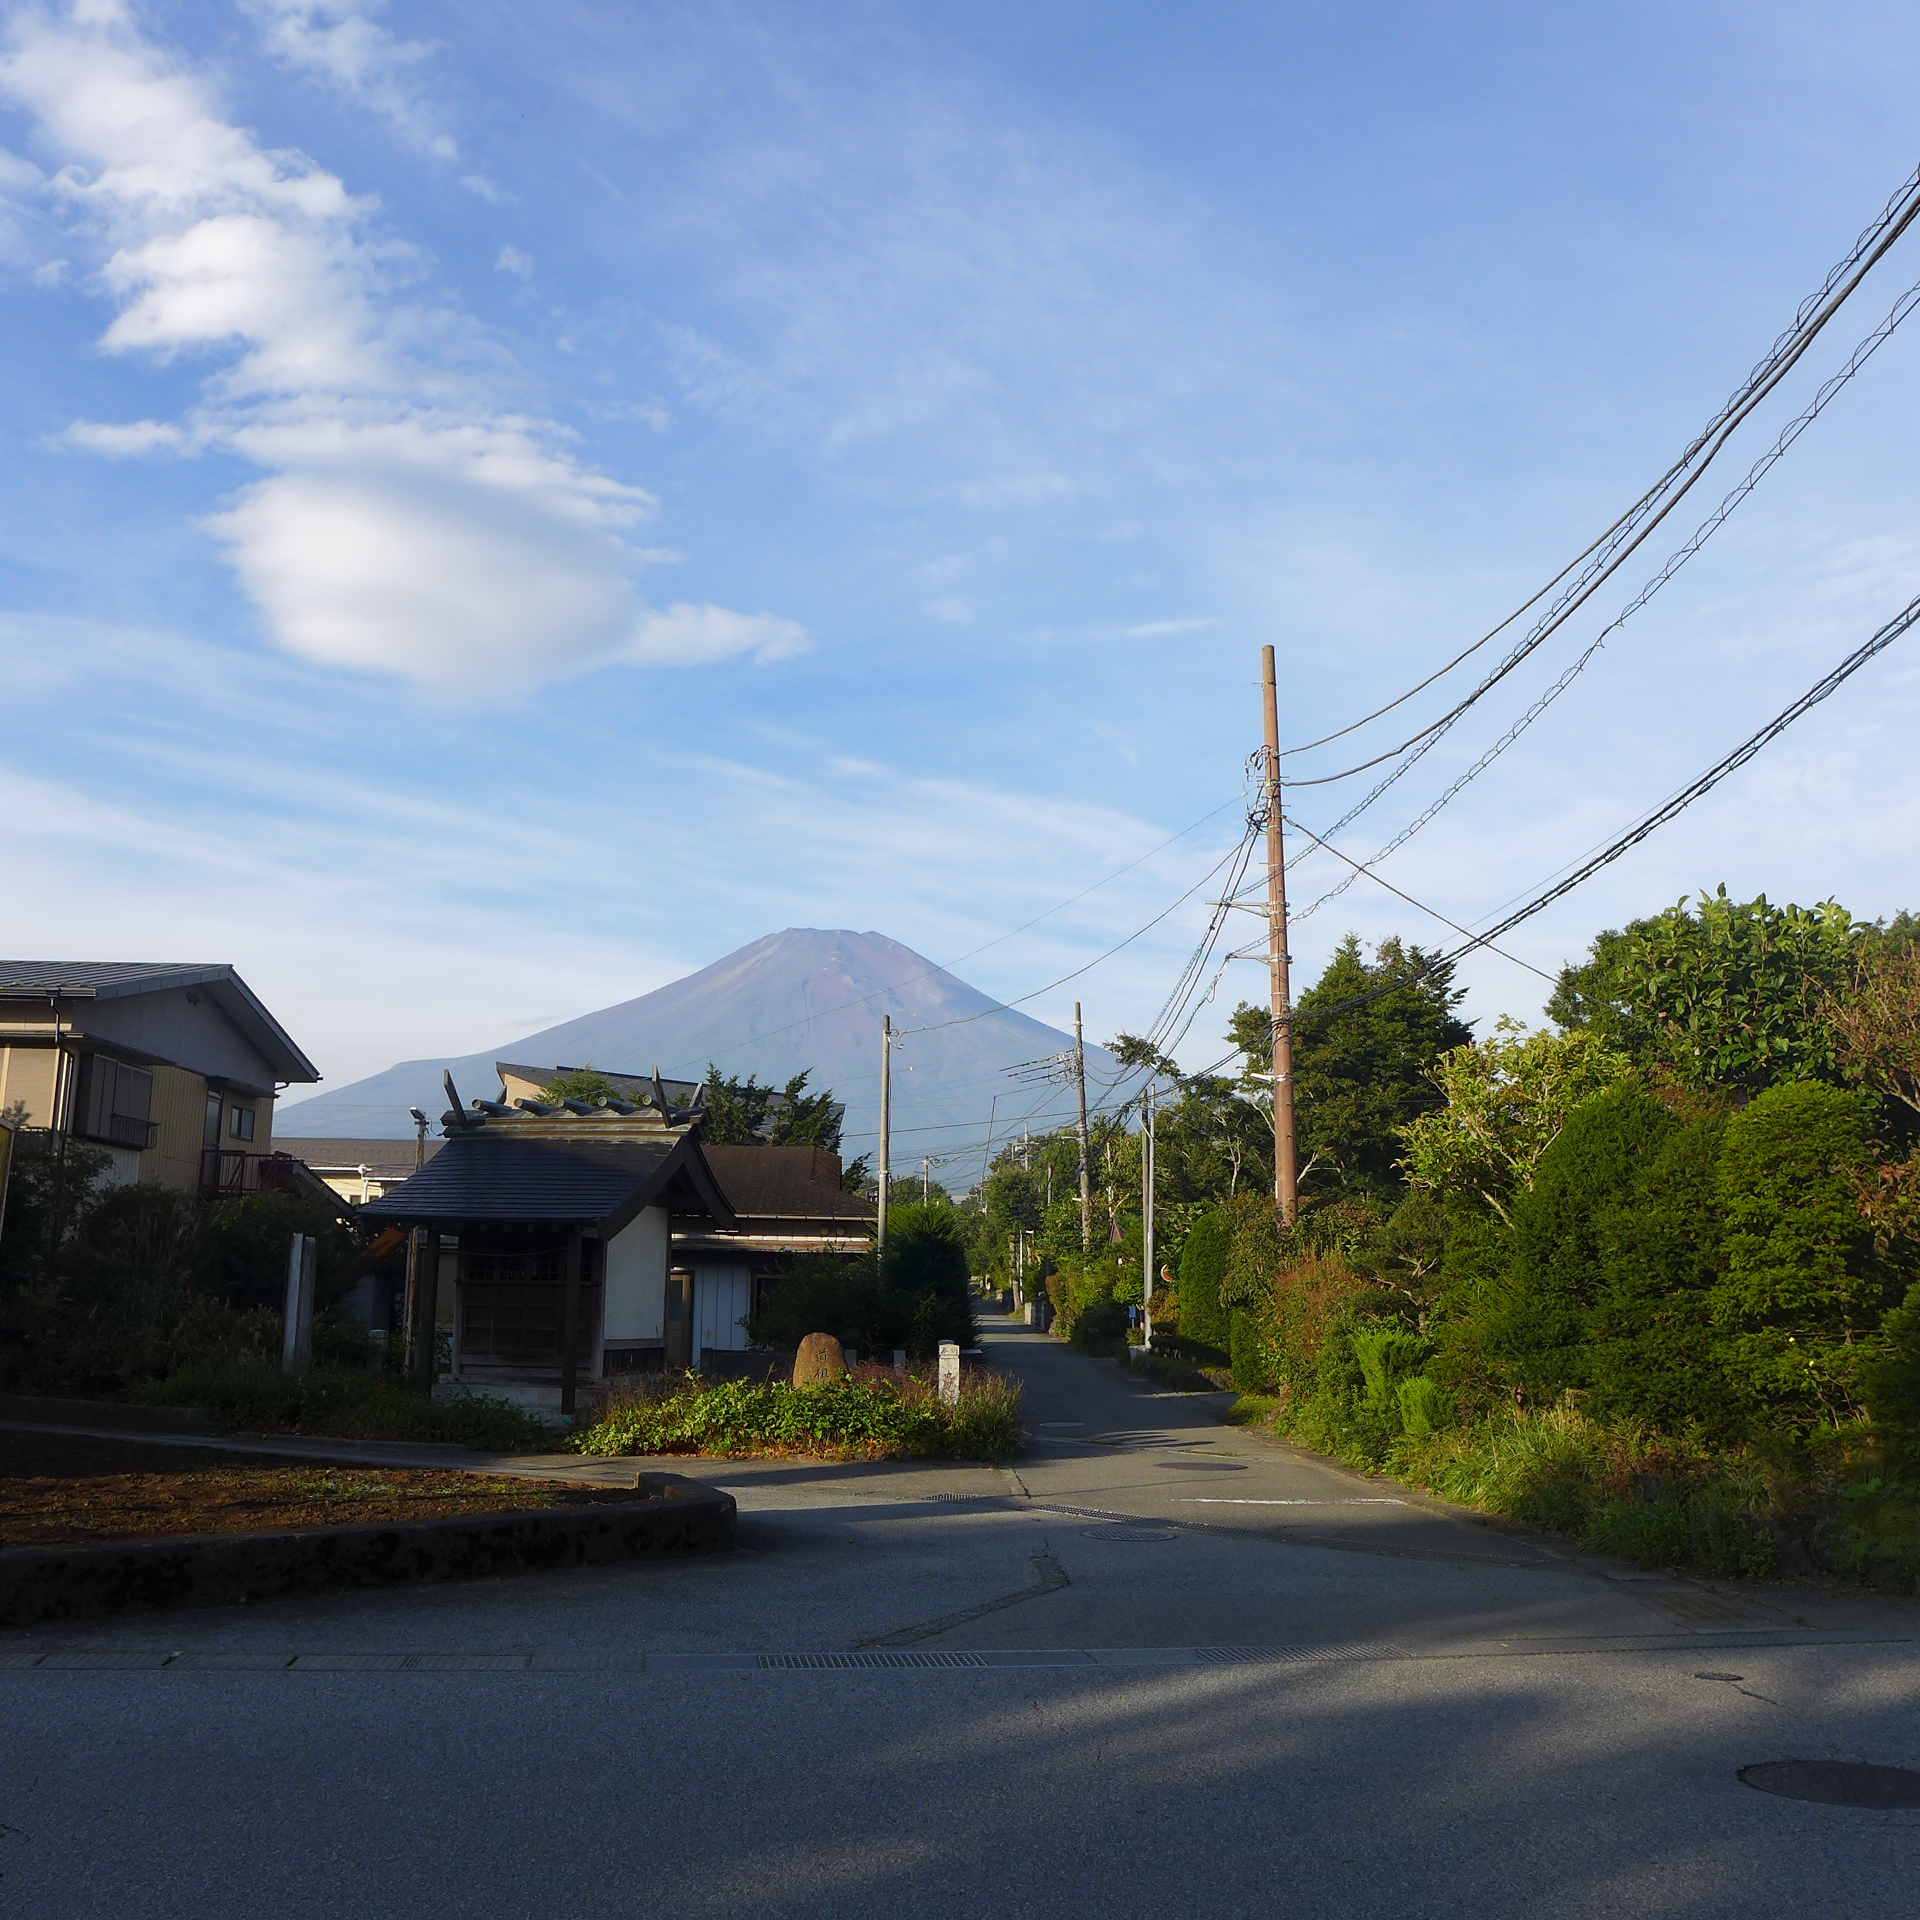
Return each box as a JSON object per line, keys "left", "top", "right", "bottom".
{"left": 1738, "top": 1761, "right": 1920, "bottom": 1809}
{"left": 1079, "top": 1526, "right": 1176, "bottom": 1542}
{"left": 1154, "top": 1460, "right": 1249, "bottom": 1471}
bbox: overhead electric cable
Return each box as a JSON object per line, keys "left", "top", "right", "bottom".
{"left": 1280, "top": 270, "right": 1920, "bottom": 925}
{"left": 1277, "top": 812, "right": 1557, "bottom": 981}
{"left": 1281, "top": 592, "right": 1920, "bottom": 1031}
{"left": 1282, "top": 157, "right": 1920, "bottom": 778}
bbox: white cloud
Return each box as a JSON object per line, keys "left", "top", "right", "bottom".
{"left": 925, "top": 596, "right": 972, "bottom": 624}
{"left": 632, "top": 603, "right": 810, "bottom": 666}
{"left": 494, "top": 242, "right": 531, "bottom": 278}
{"left": 61, "top": 416, "right": 188, "bottom": 454}
{"left": 242, "top": 0, "right": 457, "bottom": 160}
{"left": 0, "top": 1, "right": 802, "bottom": 692}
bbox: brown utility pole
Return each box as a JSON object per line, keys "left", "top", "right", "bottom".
{"left": 1073, "top": 1001, "right": 1092, "bottom": 1249}
{"left": 1261, "top": 644, "right": 1299, "bottom": 1226}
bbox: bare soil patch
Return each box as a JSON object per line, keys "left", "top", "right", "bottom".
{"left": 0, "top": 1430, "right": 633, "bottom": 1549}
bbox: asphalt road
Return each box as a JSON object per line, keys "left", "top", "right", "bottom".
{"left": 4, "top": 1311, "right": 1919, "bottom": 1918}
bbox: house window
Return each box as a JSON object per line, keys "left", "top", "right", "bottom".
{"left": 75, "top": 1054, "right": 155, "bottom": 1151}
{"left": 228, "top": 1105, "right": 256, "bottom": 1142}
{"left": 203, "top": 1090, "right": 224, "bottom": 1150}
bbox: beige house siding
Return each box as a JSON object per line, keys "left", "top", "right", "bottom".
{"left": 143, "top": 1063, "right": 212, "bottom": 1192}
{"left": 0, "top": 1045, "right": 59, "bottom": 1126}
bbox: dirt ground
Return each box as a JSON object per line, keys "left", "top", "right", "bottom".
{"left": 0, "top": 1430, "right": 637, "bottom": 1549}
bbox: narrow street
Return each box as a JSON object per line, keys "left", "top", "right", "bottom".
{"left": 3, "top": 1315, "right": 1918, "bottom": 1918}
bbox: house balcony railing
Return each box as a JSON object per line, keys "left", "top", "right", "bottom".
{"left": 198, "top": 1150, "right": 315, "bottom": 1202}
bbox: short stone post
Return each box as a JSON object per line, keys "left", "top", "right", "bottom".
{"left": 937, "top": 1341, "right": 961, "bottom": 1407}
{"left": 281, "top": 1232, "right": 316, "bottom": 1370}
{"left": 892, "top": 1348, "right": 907, "bottom": 1372}
{"left": 793, "top": 1331, "right": 843, "bottom": 1387}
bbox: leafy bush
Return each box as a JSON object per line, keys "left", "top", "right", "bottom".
{"left": 139, "top": 1358, "right": 563, "bottom": 1451}
{"left": 1177, "top": 1209, "right": 1232, "bottom": 1356}
{"left": 1392, "top": 1400, "right": 1777, "bottom": 1579}
{"left": 573, "top": 1370, "right": 1024, "bottom": 1463}
{"left": 1483, "top": 1084, "right": 1677, "bottom": 1397}
{"left": 1229, "top": 1308, "right": 1268, "bottom": 1393}
{"left": 749, "top": 1240, "right": 974, "bottom": 1361}
{"left": 1069, "top": 1298, "right": 1129, "bottom": 1356}
{"left": 1714, "top": 1080, "right": 1889, "bottom": 1421}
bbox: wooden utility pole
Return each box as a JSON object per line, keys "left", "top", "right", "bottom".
{"left": 876, "top": 1015, "right": 892, "bottom": 1260}
{"left": 1262, "top": 644, "right": 1300, "bottom": 1226}
{"left": 1073, "top": 1001, "right": 1092, "bottom": 1249}
{"left": 1140, "top": 1086, "right": 1155, "bottom": 1351}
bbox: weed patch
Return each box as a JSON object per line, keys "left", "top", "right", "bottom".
{"left": 138, "top": 1358, "right": 564, "bottom": 1453}
{"left": 573, "top": 1369, "right": 1024, "bottom": 1463}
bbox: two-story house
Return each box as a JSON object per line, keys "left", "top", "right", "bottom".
{"left": 0, "top": 963, "right": 321, "bottom": 1196}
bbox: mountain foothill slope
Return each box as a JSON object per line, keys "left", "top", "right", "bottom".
{"left": 275, "top": 928, "right": 1124, "bottom": 1164}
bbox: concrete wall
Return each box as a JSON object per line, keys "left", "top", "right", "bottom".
{"left": 603, "top": 1205, "right": 669, "bottom": 1342}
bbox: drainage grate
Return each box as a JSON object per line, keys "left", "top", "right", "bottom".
{"left": 1195, "top": 1644, "right": 1404, "bottom": 1665}
{"left": 923, "top": 1493, "right": 996, "bottom": 1503}
{"left": 1079, "top": 1526, "right": 1176, "bottom": 1543}
{"left": 1739, "top": 1760, "right": 1920, "bottom": 1809}
{"left": 757, "top": 1651, "right": 987, "bottom": 1671}
{"left": 1654, "top": 1592, "right": 1757, "bottom": 1624}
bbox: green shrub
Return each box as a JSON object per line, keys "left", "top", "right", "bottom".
{"left": 1070, "top": 1298, "right": 1130, "bottom": 1356}
{"left": 1586, "top": 1113, "right": 1736, "bottom": 1435}
{"left": 1862, "top": 1283, "right": 1920, "bottom": 1437}
{"left": 573, "top": 1371, "right": 1024, "bottom": 1463}
{"left": 139, "top": 1357, "right": 562, "bottom": 1451}
{"left": 1349, "top": 1325, "right": 1432, "bottom": 1410}
{"left": 1397, "top": 1374, "right": 1453, "bottom": 1441}
{"left": 1177, "top": 1209, "right": 1232, "bottom": 1356}
{"left": 1229, "top": 1309, "right": 1269, "bottom": 1393}
{"left": 748, "top": 1246, "right": 974, "bottom": 1361}
{"left": 1484, "top": 1084, "right": 1676, "bottom": 1397}
{"left": 1714, "top": 1080, "right": 1889, "bottom": 1421}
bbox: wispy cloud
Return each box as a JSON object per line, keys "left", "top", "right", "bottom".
{"left": 0, "top": 0, "right": 799, "bottom": 694}
{"left": 242, "top": 0, "right": 456, "bottom": 161}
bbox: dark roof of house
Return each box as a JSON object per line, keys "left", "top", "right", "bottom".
{"left": 282, "top": 1138, "right": 446, "bottom": 1176}
{"left": 0, "top": 963, "right": 320, "bottom": 1083}
{"left": 497, "top": 1062, "right": 704, "bottom": 1103}
{"left": 359, "top": 1130, "right": 736, "bottom": 1235}
{"left": 703, "top": 1145, "right": 874, "bottom": 1223}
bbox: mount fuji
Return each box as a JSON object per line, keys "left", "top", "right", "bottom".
{"left": 275, "top": 929, "right": 1124, "bottom": 1175}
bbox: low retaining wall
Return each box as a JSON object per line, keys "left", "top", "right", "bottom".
{"left": 0, "top": 1473, "right": 736, "bottom": 1628}
{"left": 0, "top": 1393, "right": 217, "bottom": 1437}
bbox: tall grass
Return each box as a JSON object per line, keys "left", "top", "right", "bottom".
{"left": 574, "top": 1368, "right": 1025, "bottom": 1463}
{"left": 1391, "top": 1402, "right": 1778, "bottom": 1579}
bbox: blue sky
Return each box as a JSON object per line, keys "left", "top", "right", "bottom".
{"left": 3, "top": 0, "right": 1919, "bottom": 1113}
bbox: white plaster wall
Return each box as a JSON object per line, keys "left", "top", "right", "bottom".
{"left": 694, "top": 1258, "right": 753, "bottom": 1354}
{"left": 603, "top": 1205, "right": 669, "bottom": 1340}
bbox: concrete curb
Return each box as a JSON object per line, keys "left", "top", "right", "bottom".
{"left": 0, "top": 1473, "right": 736, "bottom": 1627}
{"left": 0, "top": 1393, "right": 218, "bottom": 1437}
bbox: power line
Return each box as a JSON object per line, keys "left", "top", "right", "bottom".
{"left": 1280, "top": 268, "right": 1920, "bottom": 926}
{"left": 1283, "top": 591, "right": 1920, "bottom": 1031}
{"left": 1276, "top": 813, "right": 1557, "bottom": 981}
{"left": 1282, "top": 157, "right": 1920, "bottom": 780}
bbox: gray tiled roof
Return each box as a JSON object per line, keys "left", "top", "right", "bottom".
{"left": 282, "top": 1138, "right": 445, "bottom": 1176}
{"left": 360, "top": 1131, "right": 734, "bottom": 1234}
{"left": 703, "top": 1145, "right": 873, "bottom": 1222}
{"left": 0, "top": 962, "right": 320, "bottom": 1083}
